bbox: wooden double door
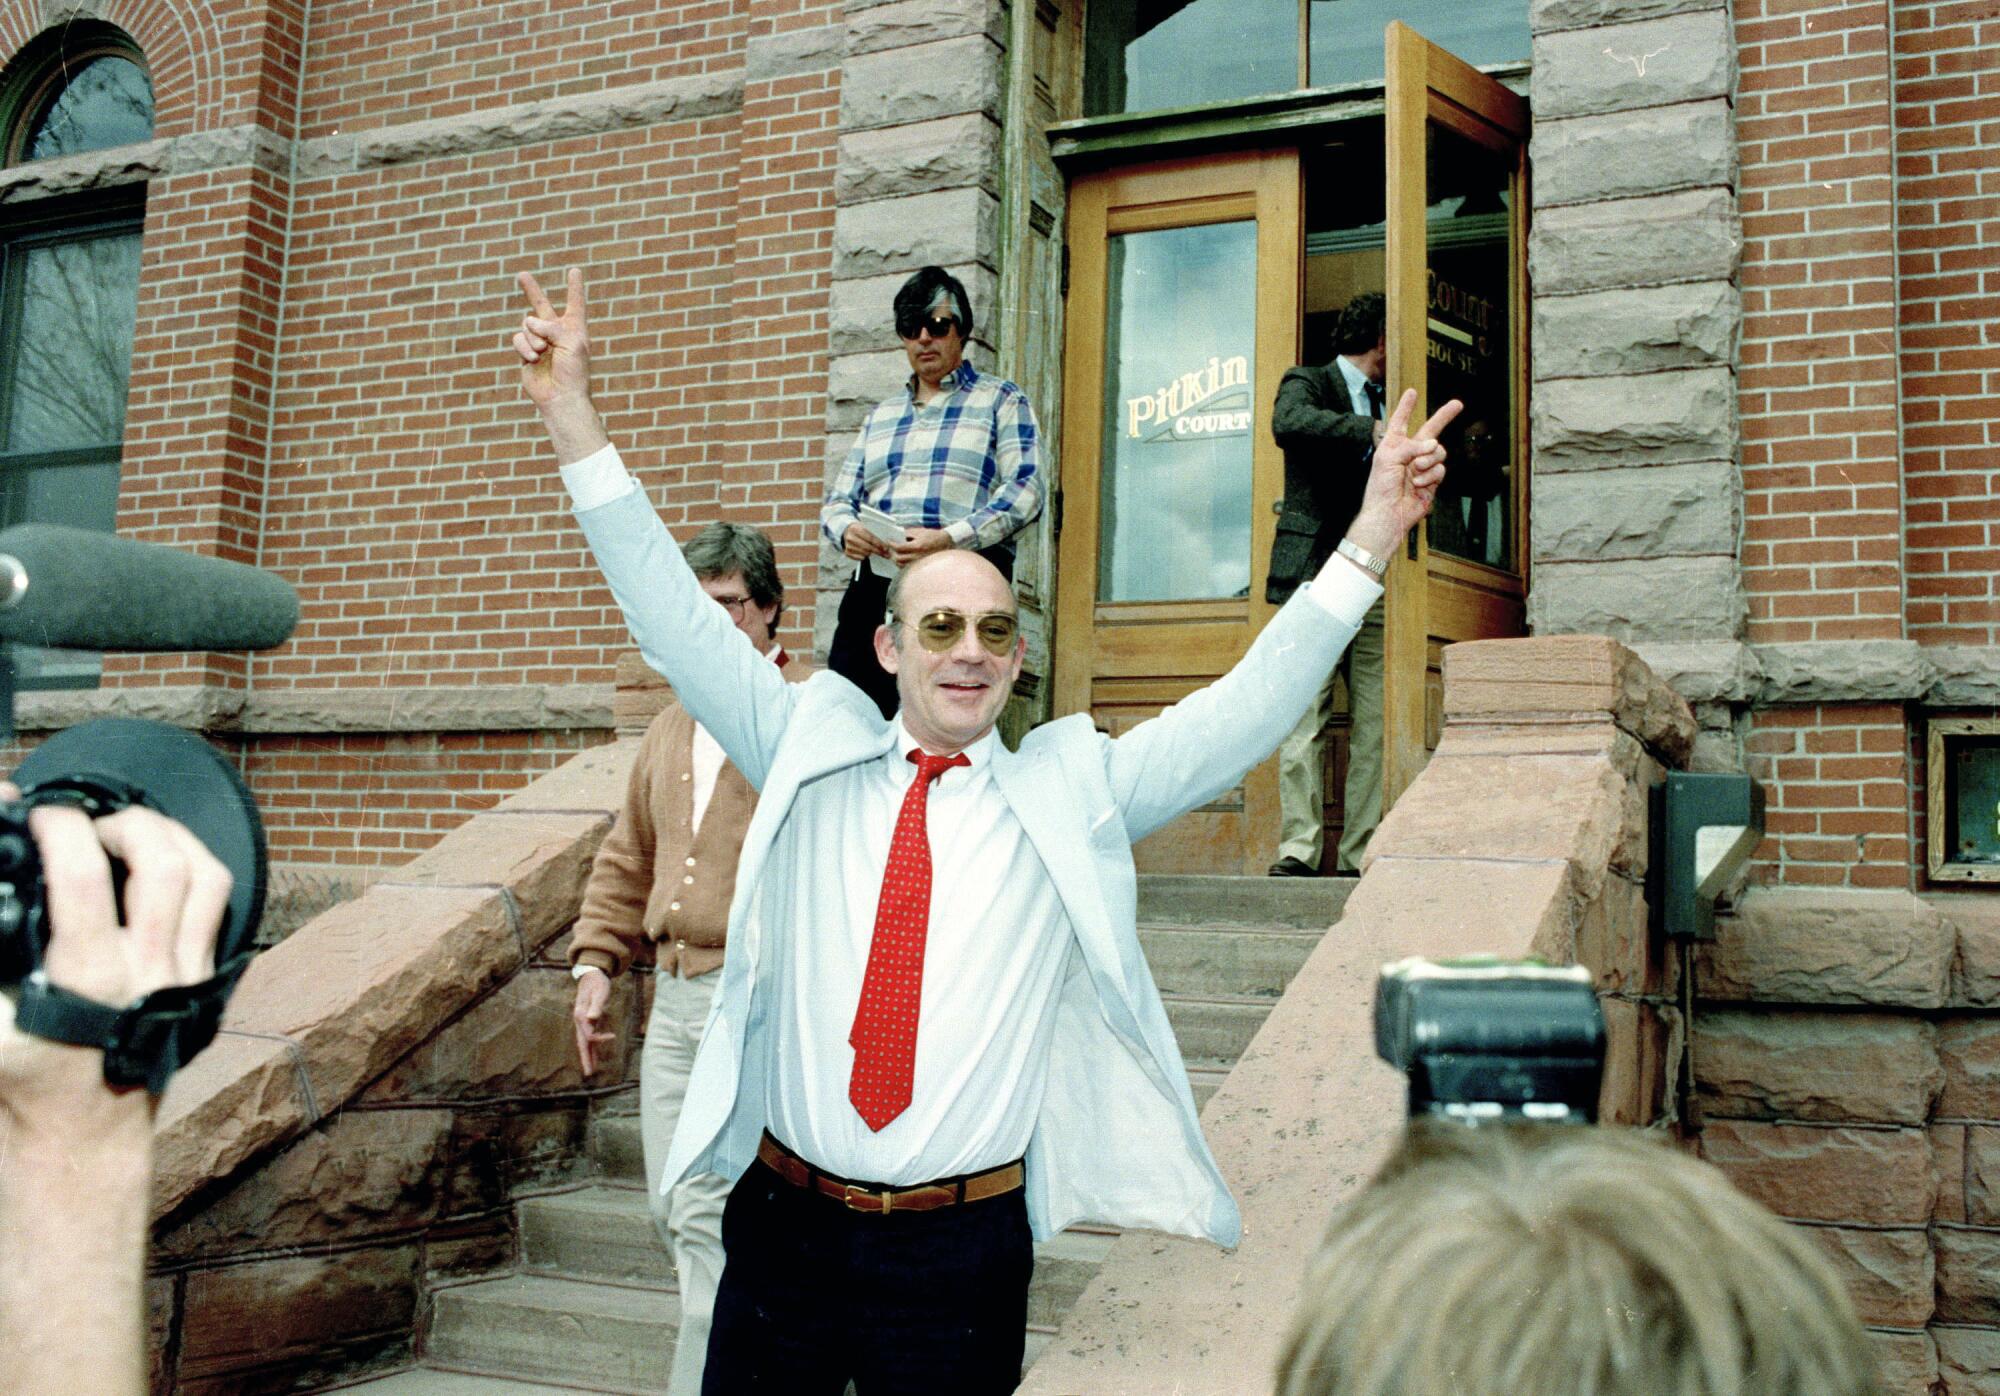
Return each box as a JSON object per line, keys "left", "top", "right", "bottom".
{"left": 1052, "top": 26, "right": 1529, "bottom": 873}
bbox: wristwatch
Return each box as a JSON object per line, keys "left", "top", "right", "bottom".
{"left": 1336, "top": 537, "right": 1389, "bottom": 579}
{"left": 13, "top": 965, "right": 242, "bottom": 1095}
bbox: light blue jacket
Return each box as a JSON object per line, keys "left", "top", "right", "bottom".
{"left": 573, "top": 484, "right": 1366, "bottom": 1245}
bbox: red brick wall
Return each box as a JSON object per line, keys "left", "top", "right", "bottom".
{"left": 242, "top": 730, "right": 598, "bottom": 864}
{"left": 1, "top": 0, "right": 843, "bottom": 870}
{"left": 1735, "top": 0, "right": 1902, "bottom": 646}
{"left": 1745, "top": 703, "right": 1912, "bottom": 889}
{"left": 1895, "top": 0, "right": 2000, "bottom": 645}
{"left": 296, "top": 1, "right": 748, "bottom": 138}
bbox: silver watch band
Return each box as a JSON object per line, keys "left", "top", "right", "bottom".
{"left": 1336, "top": 537, "right": 1389, "bottom": 579}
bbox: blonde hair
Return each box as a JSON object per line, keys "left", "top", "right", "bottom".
{"left": 1276, "top": 1122, "right": 1876, "bottom": 1396}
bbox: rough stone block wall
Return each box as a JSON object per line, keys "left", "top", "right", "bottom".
{"left": 143, "top": 737, "right": 634, "bottom": 1391}
{"left": 0, "top": 1, "right": 847, "bottom": 872}
{"left": 1527, "top": 0, "right": 1745, "bottom": 648}
{"left": 819, "top": 0, "right": 1010, "bottom": 654}
{"left": 1694, "top": 891, "right": 2000, "bottom": 1394}
{"left": 1894, "top": 0, "right": 2000, "bottom": 647}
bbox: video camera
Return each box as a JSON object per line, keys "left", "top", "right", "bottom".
{"left": 1374, "top": 956, "right": 1606, "bottom": 1125}
{"left": 0, "top": 523, "right": 298, "bottom": 1092}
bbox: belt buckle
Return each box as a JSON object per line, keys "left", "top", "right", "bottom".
{"left": 843, "top": 1182, "right": 891, "bottom": 1215}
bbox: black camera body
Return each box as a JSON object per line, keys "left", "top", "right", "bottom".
{"left": 1374, "top": 957, "right": 1606, "bottom": 1125}
{"left": 0, "top": 718, "right": 267, "bottom": 1092}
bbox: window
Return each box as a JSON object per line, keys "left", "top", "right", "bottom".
{"left": 1084, "top": 0, "right": 1529, "bottom": 117}
{"left": 1929, "top": 719, "right": 2000, "bottom": 884}
{"left": 0, "top": 25, "right": 150, "bottom": 688}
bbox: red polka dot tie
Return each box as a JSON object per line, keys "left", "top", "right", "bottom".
{"left": 849, "top": 747, "right": 970, "bottom": 1132}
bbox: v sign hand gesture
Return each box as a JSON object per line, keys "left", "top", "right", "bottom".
{"left": 1344, "top": 387, "right": 1462, "bottom": 561}
{"left": 513, "top": 268, "right": 609, "bottom": 464}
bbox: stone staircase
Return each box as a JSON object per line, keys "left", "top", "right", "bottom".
{"left": 332, "top": 874, "right": 1352, "bottom": 1394}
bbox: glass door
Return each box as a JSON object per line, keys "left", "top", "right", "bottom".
{"left": 1053, "top": 150, "right": 1300, "bottom": 872}
{"left": 1382, "top": 22, "right": 1530, "bottom": 803}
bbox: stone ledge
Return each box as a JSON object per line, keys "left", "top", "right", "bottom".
{"left": 1530, "top": 187, "right": 1740, "bottom": 295}
{"left": 1532, "top": 100, "right": 1737, "bottom": 207}
{"left": 15, "top": 683, "right": 614, "bottom": 735}
{"left": 0, "top": 123, "right": 292, "bottom": 203}
{"left": 839, "top": 34, "right": 1002, "bottom": 133}
{"left": 296, "top": 72, "right": 744, "bottom": 177}
{"left": 1531, "top": 0, "right": 1726, "bottom": 34}
{"left": 746, "top": 21, "right": 843, "bottom": 81}
{"left": 1694, "top": 1011, "right": 1941, "bottom": 1126}
{"left": 1530, "top": 557, "right": 1746, "bottom": 644}
{"left": 834, "top": 114, "right": 1003, "bottom": 208}
{"left": 1757, "top": 640, "right": 1932, "bottom": 705}
{"left": 1698, "top": 1120, "right": 1936, "bottom": 1226}
{"left": 1532, "top": 365, "right": 1737, "bottom": 467}
{"left": 831, "top": 185, "right": 999, "bottom": 280}
{"left": 1533, "top": 281, "right": 1738, "bottom": 378}
{"left": 846, "top": 0, "right": 1006, "bottom": 56}
{"left": 1532, "top": 459, "right": 1739, "bottom": 561}
{"left": 1441, "top": 634, "right": 1696, "bottom": 765}
{"left": 1531, "top": 10, "right": 1736, "bottom": 120}
{"left": 1630, "top": 640, "right": 1760, "bottom": 704}
{"left": 1698, "top": 889, "right": 1953, "bottom": 1009}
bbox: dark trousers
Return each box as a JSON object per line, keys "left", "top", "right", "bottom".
{"left": 700, "top": 1158, "right": 1033, "bottom": 1395}
{"left": 825, "top": 545, "right": 1016, "bottom": 720}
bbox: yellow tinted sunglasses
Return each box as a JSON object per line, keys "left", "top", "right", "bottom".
{"left": 897, "top": 608, "right": 1020, "bottom": 655}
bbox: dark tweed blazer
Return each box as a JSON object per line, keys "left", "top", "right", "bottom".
{"left": 1265, "top": 362, "right": 1377, "bottom": 604}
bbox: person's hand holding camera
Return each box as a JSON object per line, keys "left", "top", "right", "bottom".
{"left": 0, "top": 795, "right": 231, "bottom": 1135}
{"left": 0, "top": 791, "right": 230, "bottom": 1396}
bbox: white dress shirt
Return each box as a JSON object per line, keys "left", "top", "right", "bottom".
{"left": 1336, "top": 353, "right": 1380, "bottom": 419}
{"left": 758, "top": 724, "right": 1077, "bottom": 1184}
{"left": 559, "top": 443, "right": 1381, "bottom": 1185}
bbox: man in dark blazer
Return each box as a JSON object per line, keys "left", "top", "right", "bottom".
{"left": 1266, "top": 291, "right": 1388, "bottom": 877}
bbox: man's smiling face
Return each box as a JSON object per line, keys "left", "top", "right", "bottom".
{"left": 874, "top": 550, "right": 1023, "bottom": 756}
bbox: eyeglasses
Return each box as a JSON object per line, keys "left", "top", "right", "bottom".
{"left": 896, "top": 312, "right": 960, "bottom": 341}
{"left": 710, "top": 593, "right": 754, "bottom": 619}
{"left": 896, "top": 608, "right": 1019, "bottom": 655}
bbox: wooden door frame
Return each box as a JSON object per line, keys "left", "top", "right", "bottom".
{"left": 1052, "top": 148, "right": 1301, "bottom": 872}
{"left": 1382, "top": 22, "right": 1530, "bottom": 804}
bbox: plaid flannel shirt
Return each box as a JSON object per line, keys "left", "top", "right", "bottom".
{"left": 820, "top": 360, "right": 1043, "bottom": 555}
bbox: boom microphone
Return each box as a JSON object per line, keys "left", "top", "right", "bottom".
{"left": 0, "top": 524, "right": 299, "bottom": 653}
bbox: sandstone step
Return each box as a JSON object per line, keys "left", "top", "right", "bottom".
{"left": 332, "top": 1369, "right": 599, "bottom": 1393}
{"left": 1189, "top": 1065, "right": 1229, "bottom": 1112}
{"left": 1137, "top": 873, "right": 1354, "bottom": 930}
{"left": 426, "top": 1274, "right": 677, "bottom": 1394}
{"left": 590, "top": 1114, "right": 649, "bottom": 1187}
{"left": 514, "top": 1184, "right": 1113, "bottom": 1332}
{"left": 520, "top": 1186, "right": 675, "bottom": 1289}
{"left": 1139, "top": 923, "right": 1324, "bottom": 997}
{"left": 1028, "top": 1228, "right": 1117, "bottom": 1328}
{"left": 1163, "top": 993, "right": 1279, "bottom": 1064}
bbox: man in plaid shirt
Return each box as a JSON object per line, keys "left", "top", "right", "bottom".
{"left": 820, "top": 266, "right": 1043, "bottom": 716}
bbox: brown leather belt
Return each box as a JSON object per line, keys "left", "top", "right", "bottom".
{"left": 755, "top": 1132, "right": 1024, "bottom": 1215}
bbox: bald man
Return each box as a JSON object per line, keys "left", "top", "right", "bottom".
{"left": 512, "top": 266, "right": 1455, "bottom": 1393}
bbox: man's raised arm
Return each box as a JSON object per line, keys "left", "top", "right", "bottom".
{"left": 1107, "top": 388, "right": 1460, "bottom": 841}
{"left": 511, "top": 267, "right": 798, "bottom": 786}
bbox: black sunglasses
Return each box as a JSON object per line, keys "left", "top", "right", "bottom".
{"left": 896, "top": 312, "right": 960, "bottom": 341}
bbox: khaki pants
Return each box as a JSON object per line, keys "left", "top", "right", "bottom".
{"left": 641, "top": 968, "right": 732, "bottom": 1396}
{"left": 1277, "top": 596, "right": 1384, "bottom": 872}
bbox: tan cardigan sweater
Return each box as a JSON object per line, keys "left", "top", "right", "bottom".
{"left": 570, "top": 653, "right": 809, "bottom": 979}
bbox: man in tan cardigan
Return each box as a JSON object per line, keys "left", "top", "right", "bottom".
{"left": 568, "top": 521, "right": 809, "bottom": 1396}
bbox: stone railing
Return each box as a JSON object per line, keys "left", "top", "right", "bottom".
{"left": 138, "top": 673, "right": 658, "bottom": 1391}
{"left": 1018, "top": 635, "right": 1693, "bottom": 1395}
